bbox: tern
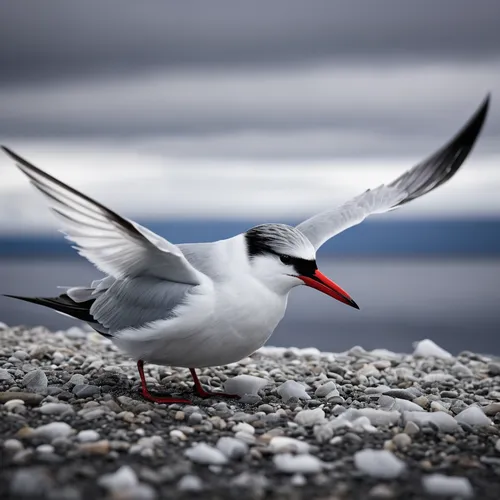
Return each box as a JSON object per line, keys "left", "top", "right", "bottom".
{"left": 2, "top": 95, "right": 490, "bottom": 404}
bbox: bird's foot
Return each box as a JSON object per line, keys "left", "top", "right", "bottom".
{"left": 140, "top": 387, "right": 192, "bottom": 405}
{"left": 194, "top": 386, "right": 240, "bottom": 399}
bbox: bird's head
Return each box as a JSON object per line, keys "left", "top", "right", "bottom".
{"left": 244, "top": 223, "right": 359, "bottom": 309}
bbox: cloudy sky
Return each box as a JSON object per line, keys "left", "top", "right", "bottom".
{"left": 1, "top": 0, "right": 499, "bottom": 232}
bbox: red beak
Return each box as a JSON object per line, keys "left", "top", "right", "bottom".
{"left": 299, "top": 270, "right": 359, "bottom": 309}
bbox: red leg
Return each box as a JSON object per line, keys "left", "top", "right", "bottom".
{"left": 137, "top": 360, "right": 192, "bottom": 404}
{"left": 189, "top": 368, "right": 240, "bottom": 399}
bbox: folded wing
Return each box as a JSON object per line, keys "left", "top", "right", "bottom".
{"left": 296, "top": 94, "right": 491, "bottom": 250}
{"left": 2, "top": 147, "right": 203, "bottom": 285}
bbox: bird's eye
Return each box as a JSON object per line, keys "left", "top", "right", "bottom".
{"left": 280, "top": 254, "right": 292, "bottom": 265}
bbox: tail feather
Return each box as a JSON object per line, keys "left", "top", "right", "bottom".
{"left": 3, "top": 293, "right": 110, "bottom": 336}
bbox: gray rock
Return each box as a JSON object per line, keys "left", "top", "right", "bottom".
{"left": 22, "top": 369, "right": 48, "bottom": 393}
{"left": 39, "top": 403, "right": 73, "bottom": 416}
{"left": 9, "top": 467, "right": 53, "bottom": 496}
{"left": 72, "top": 384, "right": 101, "bottom": 398}
{"left": 0, "top": 368, "right": 14, "bottom": 383}
{"left": 68, "top": 374, "right": 87, "bottom": 386}
{"left": 33, "top": 422, "right": 74, "bottom": 441}
{"left": 178, "top": 475, "right": 204, "bottom": 492}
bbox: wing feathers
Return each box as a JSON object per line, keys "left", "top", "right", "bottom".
{"left": 2, "top": 146, "right": 203, "bottom": 285}
{"left": 296, "top": 94, "right": 491, "bottom": 250}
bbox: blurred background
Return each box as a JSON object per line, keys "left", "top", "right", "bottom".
{"left": 0, "top": 0, "right": 499, "bottom": 355}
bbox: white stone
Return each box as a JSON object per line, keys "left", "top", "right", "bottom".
{"left": 413, "top": 339, "right": 452, "bottom": 359}
{"left": 294, "top": 408, "right": 325, "bottom": 427}
{"left": 216, "top": 437, "right": 248, "bottom": 460}
{"left": 177, "top": 475, "right": 203, "bottom": 492}
{"left": 379, "top": 396, "right": 424, "bottom": 413}
{"left": 354, "top": 449, "right": 406, "bottom": 479}
{"left": 98, "top": 466, "right": 138, "bottom": 493}
{"left": 422, "top": 474, "right": 473, "bottom": 497}
{"left": 455, "top": 406, "right": 492, "bottom": 426}
{"left": 351, "top": 416, "right": 377, "bottom": 433}
{"left": 3, "top": 439, "right": 23, "bottom": 452}
{"left": 232, "top": 422, "right": 255, "bottom": 435}
{"left": 276, "top": 380, "right": 311, "bottom": 402}
{"left": 33, "top": 422, "right": 74, "bottom": 440}
{"left": 273, "top": 453, "right": 324, "bottom": 474}
{"left": 423, "top": 372, "right": 456, "bottom": 383}
{"left": 39, "top": 403, "right": 73, "bottom": 415}
{"left": 184, "top": 443, "right": 228, "bottom": 465}
{"left": 315, "top": 381, "right": 337, "bottom": 398}
{"left": 340, "top": 408, "right": 401, "bottom": 427}
{"left": 269, "top": 436, "right": 310, "bottom": 454}
{"left": 37, "top": 444, "right": 55, "bottom": 454}
{"left": 223, "top": 375, "right": 270, "bottom": 397}
{"left": 403, "top": 411, "right": 458, "bottom": 432}
{"left": 291, "top": 474, "right": 307, "bottom": 486}
{"left": 77, "top": 430, "right": 100, "bottom": 442}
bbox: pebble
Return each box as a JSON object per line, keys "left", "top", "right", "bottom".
{"left": 315, "top": 381, "right": 337, "bottom": 398}
{"left": 32, "top": 422, "right": 74, "bottom": 441}
{"left": 232, "top": 422, "right": 255, "bottom": 435}
{"left": 77, "top": 430, "right": 100, "bottom": 442}
{"left": 392, "top": 433, "right": 412, "bottom": 450}
{"left": 223, "top": 374, "right": 269, "bottom": 397}
{"left": 39, "top": 402, "right": 73, "bottom": 415}
{"left": 0, "top": 368, "right": 14, "bottom": 383}
{"left": 354, "top": 449, "right": 406, "bottom": 479}
{"left": 277, "top": 380, "right": 311, "bottom": 402}
{"left": 269, "top": 436, "right": 310, "bottom": 454}
{"left": 273, "top": 453, "right": 324, "bottom": 474}
{"left": 294, "top": 408, "right": 325, "bottom": 426}
{"left": 21, "top": 369, "right": 48, "bottom": 393}
{"left": 178, "top": 475, "right": 204, "bottom": 492}
{"left": 216, "top": 436, "right": 248, "bottom": 460}
{"left": 413, "top": 339, "right": 452, "bottom": 359}
{"left": 184, "top": 443, "right": 228, "bottom": 465}
{"left": 98, "top": 465, "right": 138, "bottom": 493}
{"left": 404, "top": 411, "right": 458, "bottom": 432}
{"left": 72, "top": 384, "right": 101, "bottom": 398}
{"left": 9, "top": 467, "right": 53, "bottom": 496}
{"left": 422, "top": 474, "right": 473, "bottom": 497}
{"left": 4, "top": 439, "right": 23, "bottom": 452}
{"left": 455, "top": 406, "right": 492, "bottom": 426}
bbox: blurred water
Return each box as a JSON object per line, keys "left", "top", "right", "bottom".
{"left": 0, "top": 257, "right": 499, "bottom": 355}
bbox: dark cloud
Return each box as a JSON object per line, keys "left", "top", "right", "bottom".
{"left": 1, "top": 0, "right": 499, "bottom": 83}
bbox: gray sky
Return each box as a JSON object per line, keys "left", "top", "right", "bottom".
{"left": 0, "top": 0, "right": 499, "bottom": 159}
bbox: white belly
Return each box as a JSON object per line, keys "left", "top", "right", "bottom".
{"left": 112, "top": 278, "right": 288, "bottom": 368}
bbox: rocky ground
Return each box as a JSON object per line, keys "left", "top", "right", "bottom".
{"left": 1, "top": 323, "right": 500, "bottom": 500}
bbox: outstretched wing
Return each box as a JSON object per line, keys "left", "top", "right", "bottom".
{"left": 296, "top": 94, "right": 490, "bottom": 250}
{"left": 2, "top": 147, "right": 203, "bottom": 285}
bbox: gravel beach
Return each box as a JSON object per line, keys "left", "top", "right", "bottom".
{"left": 1, "top": 323, "right": 500, "bottom": 499}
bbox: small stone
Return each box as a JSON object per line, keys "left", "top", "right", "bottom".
{"left": 0, "top": 368, "right": 14, "bottom": 383}
{"left": 184, "top": 443, "right": 228, "bottom": 465}
{"left": 170, "top": 430, "right": 187, "bottom": 441}
{"left": 79, "top": 440, "right": 110, "bottom": 455}
{"left": 22, "top": 369, "right": 48, "bottom": 393}
{"left": 68, "top": 374, "right": 87, "bottom": 386}
{"left": 369, "top": 484, "right": 396, "bottom": 498}
{"left": 9, "top": 467, "right": 53, "bottom": 496}
{"left": 273, "top": 453, "right": 323, "bottom": 474}
{"left": 223, "top": 375, "right": 269, "bottom": 397}
{"left": 315, "top": 381, "right": 337, "bottom": 398}
{"left": 354, "top": 449, "right": 406, "bottom": 479}
{"left": 232, "top": 422, "right": 255, "bottom": 435}
{"left": 403, "top": 421, "right": 420, "bottom": 436}
{"left": 487, "top": 362, "right": 500, "bottom": 376}
{"left": 175, "top": 411, "right": 185, "bottom": 421}
{"left": 422, "top": 474, "right": 473, "bottom": 497}
{"left": 277, "top": 380, "right": 311, "bottom": 402}
{"left": 291, "top": 473, "right": 307, "bottom": 486}
{"left": 392, "top": 433, "right": 412, "bottom": 450}
{"left": 98, "top": 465, "right": 138, "bottom": 493}
{"left": 178, "top": 475, "right": 204, "bottom": 492}
{"left": 32, "top": 422, "right": 74, "bottom": 441}
{"left": 77, "top": 430, "right": 101, "bottom": 442}
{"left": 455, "top": 406, "right": 492, "bottom": 426}
{"left": 4, "top": 439, "right": 23, "bottom": 452}
{"left": 413, "top": 339, "right": 452, "bottom": 359}
{"left": 483, "top": 403, "right": 500, "bottom": 416}
{"left": 216, "top": 436, "right": 248, "bottom": 460}
{"left": 269, "top": 436, "right": 310, "bottom": 454}
{"left": 39, "top": 403, "right": 73, "bottom": 415}
{"left": 37, "top": 444, "right": 55, "bottom": 454}
{"left": 73, "top": 384, "right": 101, "bottom": 398}
{"left": 294, "top": 408, "right": 325, "bottom": 426}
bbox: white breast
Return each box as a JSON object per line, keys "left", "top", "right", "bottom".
{"left": 112, "top": 272, "right": 289, "bottom": 368}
